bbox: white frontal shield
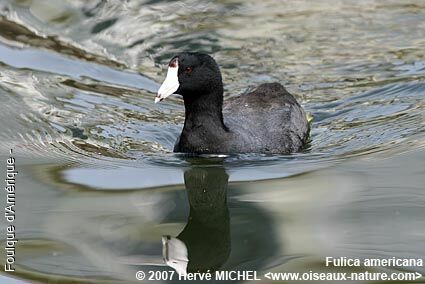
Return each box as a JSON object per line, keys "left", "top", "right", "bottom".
{"left": 156, "top": 59, "right": 179, "bottom": 103}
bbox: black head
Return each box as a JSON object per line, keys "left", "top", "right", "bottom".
{"left": 155, "top": 52, "right": 223, "bottom": 103}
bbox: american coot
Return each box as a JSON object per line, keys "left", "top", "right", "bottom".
{"left": 156, "top": 52, "right": 309, "bottom": 154}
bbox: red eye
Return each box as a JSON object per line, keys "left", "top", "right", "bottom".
{"left": 185, "top": 66, "right": 193, "bottom": 74}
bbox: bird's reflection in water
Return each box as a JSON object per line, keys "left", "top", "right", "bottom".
{"left": 163, "top": 162, "right": 231, "bottom": 275}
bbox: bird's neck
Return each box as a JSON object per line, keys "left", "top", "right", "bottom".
{"left": 183, "top": 89, "right": 227, "bottom": 133}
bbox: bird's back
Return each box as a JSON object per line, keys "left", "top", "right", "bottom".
{"left": 223, "top": 83, "right": 309, "bottom": 154}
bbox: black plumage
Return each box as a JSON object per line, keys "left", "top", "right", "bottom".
{"left": 159, "top": 52, "right": 309, "bottom": 154}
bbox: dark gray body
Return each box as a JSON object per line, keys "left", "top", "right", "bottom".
{"left": 174, "top": 83, "right": 309, "bottom": 154}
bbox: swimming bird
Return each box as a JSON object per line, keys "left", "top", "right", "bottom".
{"left": 155, "top": 52, "right": 309, "bottom": 154}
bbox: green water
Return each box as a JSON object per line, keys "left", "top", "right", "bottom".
{"left": 0, "top": 0, "right": 424, "bottom": 283}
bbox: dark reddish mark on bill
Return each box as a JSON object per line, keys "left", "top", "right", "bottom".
{"left": 169, "top": 57, "right": 178, "bottom": 68}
